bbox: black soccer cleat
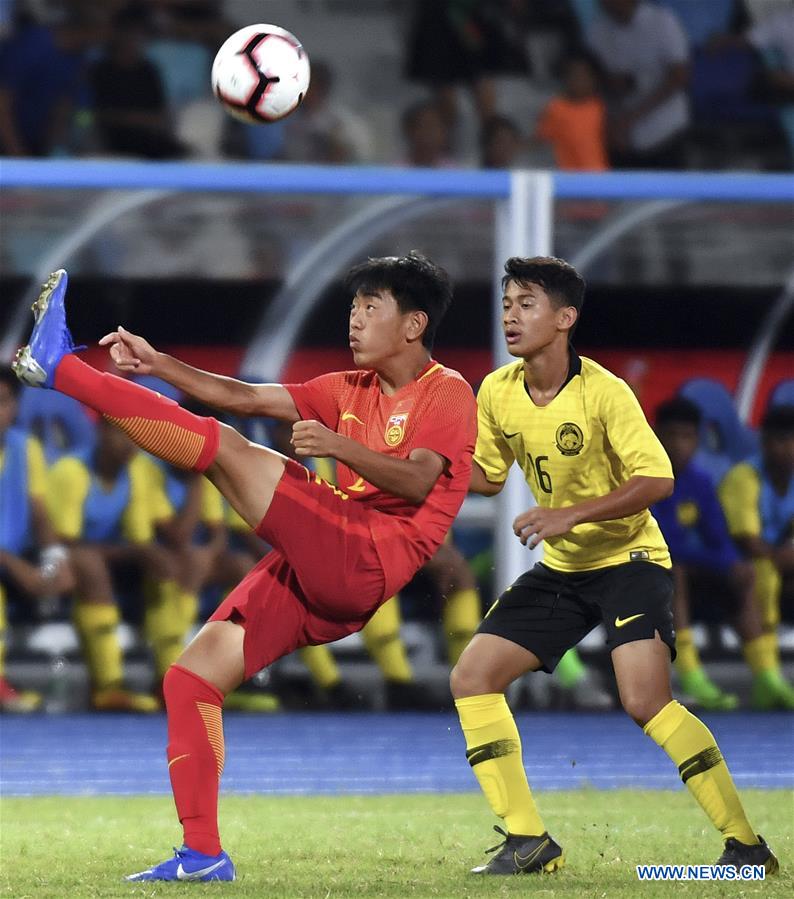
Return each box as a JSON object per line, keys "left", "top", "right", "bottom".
{"left": 715, "top": 835, "right": 779, "bottom": 874}
{"left": 470, "top": 825, "right": 564, "bottom": 875}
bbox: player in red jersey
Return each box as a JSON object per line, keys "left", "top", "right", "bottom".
{"left": 13, "top": 253, "right": 476, "bottom": 882}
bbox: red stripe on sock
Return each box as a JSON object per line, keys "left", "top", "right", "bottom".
{"left": 53, "top": 354, "right": 219, "bottom": 471}
{"left": 164, "top": 664, "right": 226, "bottom": 856}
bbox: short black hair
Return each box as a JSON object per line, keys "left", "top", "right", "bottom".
{"left": 655, "top": 396, "right": 702, "bottom": 428}
{"left": 761, "top": 404, "right": 794, "bottom": 436}
{"left": 401, "top": 99, "right": 442, "bottom": 133}
{"left": 502, "top": 256, "right": 585, "bottom": 314}
{"left": 344, "top": 250, "right": 452, "bottom": 349}
{"left": 480, "top": 114, "right": 521, "bottom": 148}
{"left": 0, "top": 367, "right": 21, "bottom": 399}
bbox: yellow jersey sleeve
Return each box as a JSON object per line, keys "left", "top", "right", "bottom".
{"left": 123, "top": 454, "right": 158, "bottom": 544}
{"left": 719, "top": 462, "right": 761, "bottom": 538}
{"left": 47, "top": 457, "right": 91, "bottom": 540}
{"left": 25, "top": 437, "right": 48, "bottom": 500}
{"left": 598, "top": 377, "right": 673, "bottom": 479}
{"left": 201, "top": 480, "right": 225, "bottom": 526}
{"left": 137, "top": 455, "right": 175, "bottom": 525}
{"left": 473, "top": 374, "right": 514, "bottom": 484}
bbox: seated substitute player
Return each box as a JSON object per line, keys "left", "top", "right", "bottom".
{"left": 0, "top": 369, "right": 73, "bottom": 712}
{"left": 653, "top": 396, "right": 794, "bottom": 711}
{"left": 450, "top": 257, "right": 778, "bottom": 876}
{"left": 719, "top": 404, "right": 794, "bottom": 710}
{"left": 13, "top": 254, "right": 476, "bottom": 883}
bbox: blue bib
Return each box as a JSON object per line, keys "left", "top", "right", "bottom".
{"left": 749, "top": 455, "right": 794, "bottom": 545}
{"left": 82, "top": 468, "right": 131, "bottom": 543}
{"left": 0, "top": 428, "right": 32, "bottom": 554}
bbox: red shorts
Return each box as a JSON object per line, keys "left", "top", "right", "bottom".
{"left": 209, "top": 459, "right": 415, "bottom": 679}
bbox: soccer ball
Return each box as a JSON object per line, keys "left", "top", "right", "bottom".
{"left": 211, "top": 24, "right": 310, "bottom": 124}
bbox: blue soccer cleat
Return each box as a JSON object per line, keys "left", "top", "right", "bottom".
{"left": 12, "top": 269, "right": 77, "bottom": 389}
{"left": 125, "top": 845, "right": 236, "bottom": 882}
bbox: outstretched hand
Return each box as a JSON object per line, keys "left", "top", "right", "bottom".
{"left": 99, "top": 326, "right": 158, "bottom": 374}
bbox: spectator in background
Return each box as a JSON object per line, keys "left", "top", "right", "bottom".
{"left": 404, "top": 0, "right": 529, "bottom": 154}
{"left": 1, "top": 370, "right": 74, "bottom": 712}
{"left": 719, "top": 404, "right": 794, "bottom": 711}
{"left": 0, "top": 9, "right": 93, "bottom": 156}
{"left": 588, "top": 0, "right": 690, "bottom": 169}
{"left": 282, "top": 60, "right": 374, "bottom": 163}
{"left": 480, "top": 114, "right": 524, "bottom": 168}
{"left": 400, "top": 99, "right": 457, "bottom": 167}
{"left": 535, "top": 52, "right": 609, "bottom": 170}
{"left": 89, "top": 5, "right": 186, "bottom": 159}
{"left": 652, "top": 397, "right": 792, "bottom": 711}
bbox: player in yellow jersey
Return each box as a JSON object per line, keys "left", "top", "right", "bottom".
{"left": 0, "top": 370, "right": 73, "bottom": 711}
{"left": 451, "top": 257, "right": 778, "bottom": 876}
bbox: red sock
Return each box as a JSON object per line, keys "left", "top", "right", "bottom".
{"left": 163, "top": 664, "right": 226, "bottom": 856}
{"left": 53, "top": 354, "right": 219, "bottom": 471}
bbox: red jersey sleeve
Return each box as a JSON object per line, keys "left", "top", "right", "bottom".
{"left": 412, "top": 374, "right": 477, "bottom": 470}
{"left": 284, "top": 371, "right": 352, "bottom": 429}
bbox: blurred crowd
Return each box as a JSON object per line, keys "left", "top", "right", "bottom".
{"left": 2, "top": 363, "right": 793, "bottom": 714}
{"left": 1, "top": 0, "right": 793, "bottom": 170}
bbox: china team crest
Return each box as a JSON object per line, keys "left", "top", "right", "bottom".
{"left": 385, "top": 413, "right": 408, "bottom": 446}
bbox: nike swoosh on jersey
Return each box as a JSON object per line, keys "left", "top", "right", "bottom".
{"left": 341, "top": 411, "right": 365, "bottom": 425}
{"left": 614, "top": 613, "right": 645, "bottom": 628}
{"left": 347, "top": 476, "right": 366, "bottom": 492}
{"left": 514, "top": 838, "right": 550, "bottom": 869}
{"left": 502, "top": 431, "right": 519, "bottom": 439}
{"left": 176, "top": 860, "right": 226, "bottom": 881}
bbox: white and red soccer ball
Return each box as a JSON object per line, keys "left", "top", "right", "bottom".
{"left": 211, "top": 24, "right": 310, "bottom": 123}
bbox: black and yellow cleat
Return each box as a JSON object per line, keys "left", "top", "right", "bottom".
{"left": 715, "top": 835, "right": 779, "bottom": 875}
{"left": 471, "top": 826, "right": 564, "bottom": 875}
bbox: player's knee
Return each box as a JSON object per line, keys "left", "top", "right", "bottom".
{"left": 449, "top": 660, "right": 492, "bottom": 699}
{"left": 621, "top": 692, "right": 667, "bottom": 727}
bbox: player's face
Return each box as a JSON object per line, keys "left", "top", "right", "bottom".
{"left": 763, "top": 432, "right": 794, "bottom": 478}
{"left": 657, "top": 422, "right": 698, "bottom": 473}
{"left": 0, "top": 382, "right": 17, "bottom": 437}
{"left": 501, "top": 280, "right": 576, "bottom": 358}
{"left": 348, "top": 289, "right": 417, "bottom": 367}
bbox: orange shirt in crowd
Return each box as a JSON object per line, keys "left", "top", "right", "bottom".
{"left": 536, "top": 96, "right": 609, "bottom": 171}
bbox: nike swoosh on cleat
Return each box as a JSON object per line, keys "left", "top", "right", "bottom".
{"left": 514, "top": 838, "right": 549, "bottom": 870}
{"left": 614, "top": 613, "right": 645, "bottom": 628}
{"left": 176, "top": 860, "right": 226, "bottom": 881}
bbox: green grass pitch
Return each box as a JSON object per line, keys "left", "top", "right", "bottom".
{"left": 1, "top": 790, "right": 791, "bottom": 898}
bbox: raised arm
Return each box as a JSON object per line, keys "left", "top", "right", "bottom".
{"left": 99, "top": 326, "right": 299, "bottom": 421}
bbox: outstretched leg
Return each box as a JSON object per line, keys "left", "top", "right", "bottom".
{"left": 13, "top": 271, "right": 289, "bottom": 530}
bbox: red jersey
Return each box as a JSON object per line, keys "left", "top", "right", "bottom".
{"left": 285, "top": 360, "right": 476, "bottom": 581}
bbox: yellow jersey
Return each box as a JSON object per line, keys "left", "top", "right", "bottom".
{"left": 0, "top": 435, "right": 47, "bottom": 501}
{"left": 475, "top": 352, "right": 672, "bottom": 572}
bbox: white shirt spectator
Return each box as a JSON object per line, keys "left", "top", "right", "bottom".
{"left": 282, "top": 101, "right": 374, "bottom": 164}
{"left": 748, "top": 8, "right": 794, "bottom": 72}
{"left": 588, "top": 1, "right": 689, "bottom": 151}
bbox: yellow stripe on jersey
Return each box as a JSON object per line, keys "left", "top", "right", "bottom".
{"left": 718, "top": 462, "right": 761, "bottom": 538}
{"left": 475, "top": 355, "right": 672, "bottom": 572}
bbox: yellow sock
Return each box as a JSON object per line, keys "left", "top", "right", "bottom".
{"left": 299, "top": 644, "right": 341, "bottom": 690}
{"left": 443, "top": 588, "right": 480, "bottom": 666}
{"left": 456, "top": 693, "right": 545, "bottom": 836}
{"left": 361, "top": 597, "right": 413, "bottom": 683}
{"left": 743, "top": 633, "right": 778, "bottom": 675}
{"left": 144, "top": 580, "right": 189, "bottom": 680}
{"left": 644, "top": 700, "right": 757, "bottom": 843}
{"left": 73, "top": 601, "right": 123, "bottom": 691}
{"left": 674, "top": 627, "right": 702, "bottom": 677}
{"left": 753, "top": 559, "right": 781, "bottom": 630}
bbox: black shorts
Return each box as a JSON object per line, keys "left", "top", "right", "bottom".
{"left": 477, "top": 561, "right": 675, "bottom": 673}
